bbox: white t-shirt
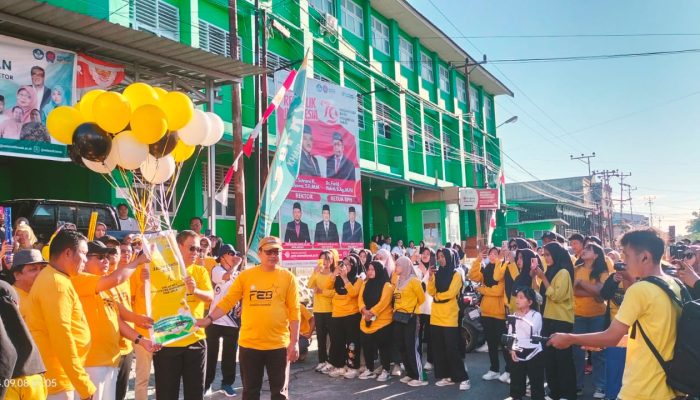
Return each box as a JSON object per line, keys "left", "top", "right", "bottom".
{"left": 381, "top": 243, "right": 392, "bottom": 252}
{"left": 118, "top": 216, "right": 140, "bottom": 231}
{"left": 391, "top": 246, "right": 405, "bottom": 257}
{"left": 414, "top": 264, "right": 432, "bottom": 315}
{"left": 510, "top": 309, "right": 543, "bottom": 361}
{"left": 211, "top": 265, "right": 241, "bottom": 328}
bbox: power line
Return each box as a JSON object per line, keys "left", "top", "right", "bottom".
{"left": 486, "top": 48, "right": 700, "bottom": 64}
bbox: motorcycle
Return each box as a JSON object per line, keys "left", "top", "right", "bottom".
{"left": 460, "top": 279, "right": 486, "bottom": 353}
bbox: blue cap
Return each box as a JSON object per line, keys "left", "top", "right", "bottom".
{"left": 216, "top": 244, "right": 240, "bottom": 262}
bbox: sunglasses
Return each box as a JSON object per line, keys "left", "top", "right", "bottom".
{"left": 189, "top": 246, "right": 202, "bottom": 253}
{"left": 263, "top": 249, "right": 280, "bottom": 256}
{"left": 88, "top": 254, "right": 108, "bottom": 260}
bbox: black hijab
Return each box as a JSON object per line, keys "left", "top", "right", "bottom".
{"left": 335, "top": 254, "right": 359, "bottom": 295}
{"left": 421, "top": 248, "right": 436, "bottom": 270}
{"left": 540, "top": 242, "right": 575, "bottom": 306}
{"left": 435, "top": 248, "right": 457, "bottom": 292}
{"left": 510, "top": 237, "right": 530, "bottom": 251}
{"left": 506, "top": 248, "right": 540, "bottom": 299}
{"left": 359, "top": 249, "right": 373, "bottom": 275}
{"left": 482, "top": 248, "right": 499, "bottom": 287}
{"left": 362, "top": 261, "right": 389, "bottom": 309}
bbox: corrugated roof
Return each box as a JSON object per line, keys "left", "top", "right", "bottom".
{"left": 0, "top": 0, "right": 266, "bottom": 84}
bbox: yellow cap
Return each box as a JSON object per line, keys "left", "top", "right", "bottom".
{"left": 258, "top": 236, "right": 283, "bottom": 251}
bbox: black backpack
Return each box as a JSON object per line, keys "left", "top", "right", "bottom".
{"left": 630, "top": 276, "right": 700, "bottom": 396}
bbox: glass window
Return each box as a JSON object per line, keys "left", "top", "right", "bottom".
{"left": 310, "top": 0, "right": 334, "bottom": 15}
{"left": 407, "top": 115, "right": 417, "bottom": 149}
{"left": 484, "top": 96, "right": 493, "bottom": 122}
{"left": 470, "top": 86, "right": 479, "bottom": 113}
{"left": 420, "top": 53, "right": 433, "bottom": 83}
{"left": 357, "top": 94, "right": 365, "bottom": 131}
{"left": 375, "top": 101, "right": 391, "bottom": 139}
{"left": 133, "top": 0, "right": 180, "bottom": 41}
{"left": 341, "top": 0, "right": 364, "bottom": 38}
{"left": 443, "top": 130, "right": 451, "bottom": 158}
{"left": 399, "top": 37, "right": 413, "bottom": 70}
{"left": 456, "top": 78, "right": 466, "bottom": 103}
{"left": 371, "top": 17, "right": 390, "bottom": 54}
{"left": 32, "top": 204, "right": 55, "bottom": 230}
{"left": 58, "top": 205, "right": 75, "bottom": 227}
{"left": 202, "top": 164, "right": 235, "bottom": 218}
{"left": 439, "top": 66, "right": 450, "bottom": 92}
{"left": 424, "top": 123, "right": 436, "bottom": 155}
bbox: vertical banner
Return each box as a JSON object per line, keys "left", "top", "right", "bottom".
{"left": 247, "top": 54, "right": 309, "bottom": 264}
{"left": 142, "top": 230, "right": 195, "bottom": 346}
{"left": 276, "top": 77, "right": 363, "bottom": 267}
{"left": 0, "top": 35, "right": 76, "bottom": 160}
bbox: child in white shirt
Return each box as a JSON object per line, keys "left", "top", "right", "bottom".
{"left": 507, "top": 287, "right": 545, "bottom": 400}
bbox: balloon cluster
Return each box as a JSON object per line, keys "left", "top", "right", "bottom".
{"left": 47, "top": 83, "right": 225, "bottom": 183}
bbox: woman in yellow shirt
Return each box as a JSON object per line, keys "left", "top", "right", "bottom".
{"left": 392, "top": 256, "right": 426, "bottom": 386}
{"left": 572, "top": 242, "right": 609, "bottom": 397}
{"left": 357, "top": 261, "right": 394, "bottom": 381}
{"left": 530, "top": 242, "right": 576, "bottom": 400}
{"left": 308, "top": 250, "right": 336, "bottom": 372}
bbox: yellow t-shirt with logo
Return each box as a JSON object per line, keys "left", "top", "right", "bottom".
{"left": 71, "top": 273, "right": 121, "bottom": 368}
{"left": 392, "top": 278, "right": 425, "bottom": 314}
{"left": 307, "top": 271, "right": 334, "bottom": 313}
{"left": 358, "top": 282, "right": 394, "bottom": 334}
{"left": 110, "top": 280, "right": 134, "bottom": 355}
{"left": 615, "top": 276, "right": 682, "bottom": 400}
{"left": 217, "top": 265, "right": 300, "bottom": 350}
{"left": 574, "top": 266, "right": 608, "bottom": 317}
{"left": 130, "top": 263, "right": 149, "bottom": 337}
{"left": 324, "top": 276, "right": 362, "bottom": 317}
{"left": 167, "top": 264, "right": 213, "bottom": 347}
{"left": 26, "top": 266, "right": 95, "bottom": 398}
{"left": 427, "top": 272, "right": 462, "bottom": 328}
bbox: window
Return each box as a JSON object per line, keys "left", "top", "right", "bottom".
{"left": 357, "top": 94, "right": 365, "bottom": 131}
{"left": 469, "top": 86, "right": 479, "bottom": 113}
{"left": 420, "top": 53, "right": 433, "bottom": 83}
{"left": 439, "top": 66, "right": 450, "bottom": 92}
{"left": 424, "top": 123, "right": 436, "bottom": 155}
{"left": 375, "top": 101, "right": 391, "bottom": 139}
{"left": 202, "top": 164, "right": 236, "bottom": 218}
{"left": 456, "top": 79, "right": 466, "bottom": 103}
{"left": 341, "top": 0, "right": 364, "bottom": 38}
{"left": 483, "top": 96, "right": 493, "bottom": 122}
{"left": 399, "top": 37, "right": 413, "bottom": 70}
{"left": 133, "top": 0, "right": 180, "bottom": 41}
{"left": 266, "top": 52, "right": 290, "bottom": 94}
{"left": 442, "top": 130, "right": 452, "bottom": 158}
{"left": 407, "top": 116, "right": 418, "bottom": 149}
{"left": 371, "top": 17, "right": 390, "bottom": 54}
{"left": 310, "top": 0, "right": 334, "bottom": 15}
{"left": 199, "top": 20, "right": 241, "bottom": 59}
{"left": 313, "top": 72, "right": 331, "bottom": 82}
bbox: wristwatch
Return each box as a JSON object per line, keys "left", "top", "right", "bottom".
{"left": 134, "top": 334, "right": 143, "bottom": 345}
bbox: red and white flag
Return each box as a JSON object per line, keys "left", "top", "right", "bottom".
{"left": 77, "top": 53, "right": 125, "bottom": 90}
{"left": 214, "top": 163, "right": 235, "bottom": 207}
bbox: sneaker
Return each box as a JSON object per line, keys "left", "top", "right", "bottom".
{"left": 343, "top": 368, "right": 359, "bottom": 379}
{"left": 498, "top": 372, "right": 511, "bottom": 384}
{"left": 391, "top": 364, "right": 403, "bottom": 376}
{"left": 576, "top": 388, "right": 583, "bottom": 396}
{"left": 593, "top": 389, "right": 606, "bottom": 399}
{"left": 377, "top": 370, "right": 391, "bottom": 382}
{"left": 373, "top": 365, "right": 383, "bottom": 375}
{"left": 459, "top": 380, "right": 471, "bottom": 390}
{"left": 400, "top": 376, "right": 412, "bottom": 383}
{"left": 358, "top": 370, "right": 376, "bottom": 380}
{"left": 315, "top": 362, "right": 327, "bottom": 372}
{"left": 407, "top": 379, "right": 429, "bottom": 387}
{"left": 221, "top": 385, "right": 237, "bottom": 397}
{"left": 358, "top": 366, "right": 367, "bottom": 374}
{"left": 423, "top": 362, "right": 434, "bottom": 371}
{"left": 204, "top": 387, "right": 214, "bottom": 397}
{"left": 475, "top": 343, "right": 490, "bottom": 353}
{"left": 329, "top": 367, "right": 346, "bottom": 377}
{"left": 482, "top": 370, "right": 501, "bottom": 381}
{"left": 321, "top": 363, "right": 334, "bottom": 374}
{"left": 435, "top": 378, "right": 454, "bottom": 386}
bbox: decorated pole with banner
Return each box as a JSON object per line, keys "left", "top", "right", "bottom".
{"left": 247, "top": 51, "right": 309, "bottom": 264}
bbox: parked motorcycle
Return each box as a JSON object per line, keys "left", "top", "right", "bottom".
{"left": 460, "top": 279, "right": 485, "bottom": 353}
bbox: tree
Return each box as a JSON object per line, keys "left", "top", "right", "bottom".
{"left": 687, "top": 210, "right": 700, "bottom": 234}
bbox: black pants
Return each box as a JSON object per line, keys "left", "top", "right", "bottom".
{"left": 329, "top": 313, "right": 361, "bottom": 369}
{"left": 115, "top": 351, "right": 134, "bottom": 400}
{"left": 205, "top": 324, "right": 240, "bottom": 389}
{"left": 314, "top": 312, "right": 332, "bottom": 364}
{"left": 430, "top": 325, "right": 469, "bottom": 382}
{"left": 153, "top": 339, "right": 207, "bottom": 400}
{"left": 394, "top": 317, "right": 422, "bottom": 380}
{"left": 510, "top": 351, "right": 546, "bottom": 400}
{"left": 418, "top": 314, "right": 433, "bottom": 363}
{"left": 482, "top": 316, "right": 511, "bottom": 373}
{"left": 239, "top": 346, "right": 289, "bottom": 400}
{"left": 542, "top": 318, "right": 577, "bottom": 400}
{"left": 361, "top": 324, "right": 393, "bottom": 372}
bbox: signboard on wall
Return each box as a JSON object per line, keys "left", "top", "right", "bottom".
{"left": 0, "top": 35, "right": 76, "bottom": 160}
{"left": 276, "top": 77, "right": 363, "bottom": 267}
{"left": 459, "top": 188, "right": 500, "bottom": 210}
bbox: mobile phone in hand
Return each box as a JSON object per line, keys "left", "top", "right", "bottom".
{"left": 531, "top": 257, "right": 538, "bottom": 269}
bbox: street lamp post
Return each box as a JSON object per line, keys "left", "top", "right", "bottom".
{"left": 496, "top": 115, "right": 518, "bottom": 129}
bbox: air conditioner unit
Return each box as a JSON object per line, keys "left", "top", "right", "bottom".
{"left": 322, "top": 12, "right": 338, "bottom": 35}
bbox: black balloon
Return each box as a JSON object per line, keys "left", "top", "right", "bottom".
{"left": 73, "top": 123, "right": 112, "bottom": 162}
{"left": 67, "top": 145, "right": 85, "bottom": 167}
{"left": 149, "top": 131, "right": 179, "bottom": 157}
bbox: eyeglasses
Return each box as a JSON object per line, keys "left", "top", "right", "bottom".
{"left": 189, "top": 246, "right": 202, "bottom": 253}
{"left": 88, "top": 254, "right": 108, "bottom": 260}
{"left": 263, "top": 249, "right": 280, "bottom": 256}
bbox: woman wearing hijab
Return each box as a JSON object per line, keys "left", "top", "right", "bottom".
{"left": 530, "top": 242, "right": 576, "bottom": 400}
{"left": 356, "top": 261, "right": 394, "bottom": 381}
{"left": 309, "top": 251, "right": 336, "bottom": 372}
{"left": 468, "top": 247, "right": 510, "bottom": 383}
{"left": 41, "top": 85, "right": 66, "bottom": 124}
{"left": 375, "top": 248, "right": 396, "bottom": 278}
{"left": 504, "top": 238, "right": 533, "bottom": 311}
{"left": 416, "top": 247, "right": 435, "bottom": 371}
{"left": 325, "top": 254, "right": 363, "bottom": 378}
{"left": 428, "top": 248, "right": 470, "bottom": 391}
{"left": 358, "top": 249, "right": 373, "bottom": 280}
{"left": 393, "top": 256, "right": 426, "bottom": 386}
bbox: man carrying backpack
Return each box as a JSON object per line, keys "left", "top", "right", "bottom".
{"left": 549, "top": 229, "right": 692, "bottom": 400}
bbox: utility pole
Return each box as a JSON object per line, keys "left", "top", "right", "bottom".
{"left": 229, "top": 0, "right": 247, "bottom": 254}
{"left": 592, "top": 169, "right": 619, "bottom": 246}
{"left": 614, "top": 172, "right": 632, "bottom": 218}
{"left": 622, "top": 184, "right": 637, "bottom": 224}
{"left": 259, "top": 9, "right": 269, "bottom": 185}
{"left": 570, "top": 153, "right": 596, "bottom": 176}
{"left": 254, "top": 0, "right": 261, "bottom": 196}
{"left": 645, "top": 196, "right": 656, "bottom": 228}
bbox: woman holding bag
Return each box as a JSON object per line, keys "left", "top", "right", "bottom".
{"left": 393, "top": 256, "right": 426, "bottom": 386}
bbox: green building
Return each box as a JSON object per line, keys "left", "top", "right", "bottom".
{"left": 0, "top": 0, "right": 512, "bottom": 251}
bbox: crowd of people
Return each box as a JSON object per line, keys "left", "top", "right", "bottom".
{"left": 1, "top": 207, "right": 699, "bottom": 400}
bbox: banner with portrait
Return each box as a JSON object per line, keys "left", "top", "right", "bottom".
{"left": 0, "top": 35, "right": 75, "bottom": 160}
{"left": 276, "top": 77, "right": 363, "bottom": 267}
{"left": 142, "top": 230, "right": 196, "bottom": 346}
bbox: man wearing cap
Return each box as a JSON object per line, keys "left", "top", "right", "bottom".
{"left": 205, "top": 244, "right": 244, "bottom": 397}
{"left": 284, "top": 202, "right": 311, "bottom": 243}
{"left": 541, "top": 231, "right": 557, "bottom": 245}
{"left": 314, "top": 204, "right": 339, "bottom": 243}
{"left": 299, "top": 125, "right": 321, "bottom": 177}
{"left": 326, "top": 132, "right": 355, "bottom": 181}
{"left": 341, "top": 206, "right": 363, "bottom": 243}
{"left": 197, "top": 236, "right": 300, "bottom": 400}
{"left": 11, "top": 249, "right": 47, "bottom": 319}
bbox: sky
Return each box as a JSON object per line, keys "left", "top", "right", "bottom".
{"left": 409, "top": 0, "right": 700, "bottom": 235}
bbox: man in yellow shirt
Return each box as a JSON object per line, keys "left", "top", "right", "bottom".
{"left": 550, "top": 229, "right": 684, "bottom": 400}
{"left": 198, "top": 236, "right": 300, "bottom": 400}
{"left": 153, "top": 230, "right": 213, "bottom": 400}
{"left": 10, "top": 249, "right": 47, "bottom": 319}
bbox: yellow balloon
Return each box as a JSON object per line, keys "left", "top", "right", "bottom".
{"left": 78, "top": 89, "right": 105, "bottom": 121}
{"left": 159, "top": 91, "right": 194, "bottom": 131}
{"left": 171, "top": 140, "right": 195, "bottom": 162}
{"left": 46, "top": 106, "right": 85, "bottom": 144}
{"left": 93, "top": 92, "right": 131, "bottom": 134}
{"left": 131, "top": 104, "right": 168, "bottom": 145}
{"left": 153, "top": 87, "right": 168, "bottom": 98}
{"left": 123, "top": 82, "right": 158, "bottom": 111}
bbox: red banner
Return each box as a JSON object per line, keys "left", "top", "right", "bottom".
{"left": 77, "top": 53, "right": 125, "bottom": 90}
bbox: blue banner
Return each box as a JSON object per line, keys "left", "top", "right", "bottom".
{"left": 247, "top": 52, "right": 309, "bottom": 264}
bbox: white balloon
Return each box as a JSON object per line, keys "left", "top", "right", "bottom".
{"left": 112, "top": 131, "right": 149, "bottom": 170}
{"left": 200, "top": 112, "right": 225, "bottom": 146}
{"left": 139, "top": 154, "right": 175, "bottom": 184}
{"left": 179, "top": 109, "right": 211, "bottom": 146}
{"left": 83, "top": 153, "right": 117, "bottom": 174}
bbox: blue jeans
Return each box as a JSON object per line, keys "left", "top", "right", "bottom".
{"left": 573, "top": 315, "right": 606, "bottom": 390}
{"left": 605, "top": 347, "right": 626, "bottom": 399}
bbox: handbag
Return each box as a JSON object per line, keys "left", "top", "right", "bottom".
{"left": 393, "top": 311, "right": 412, "bottom": 324}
